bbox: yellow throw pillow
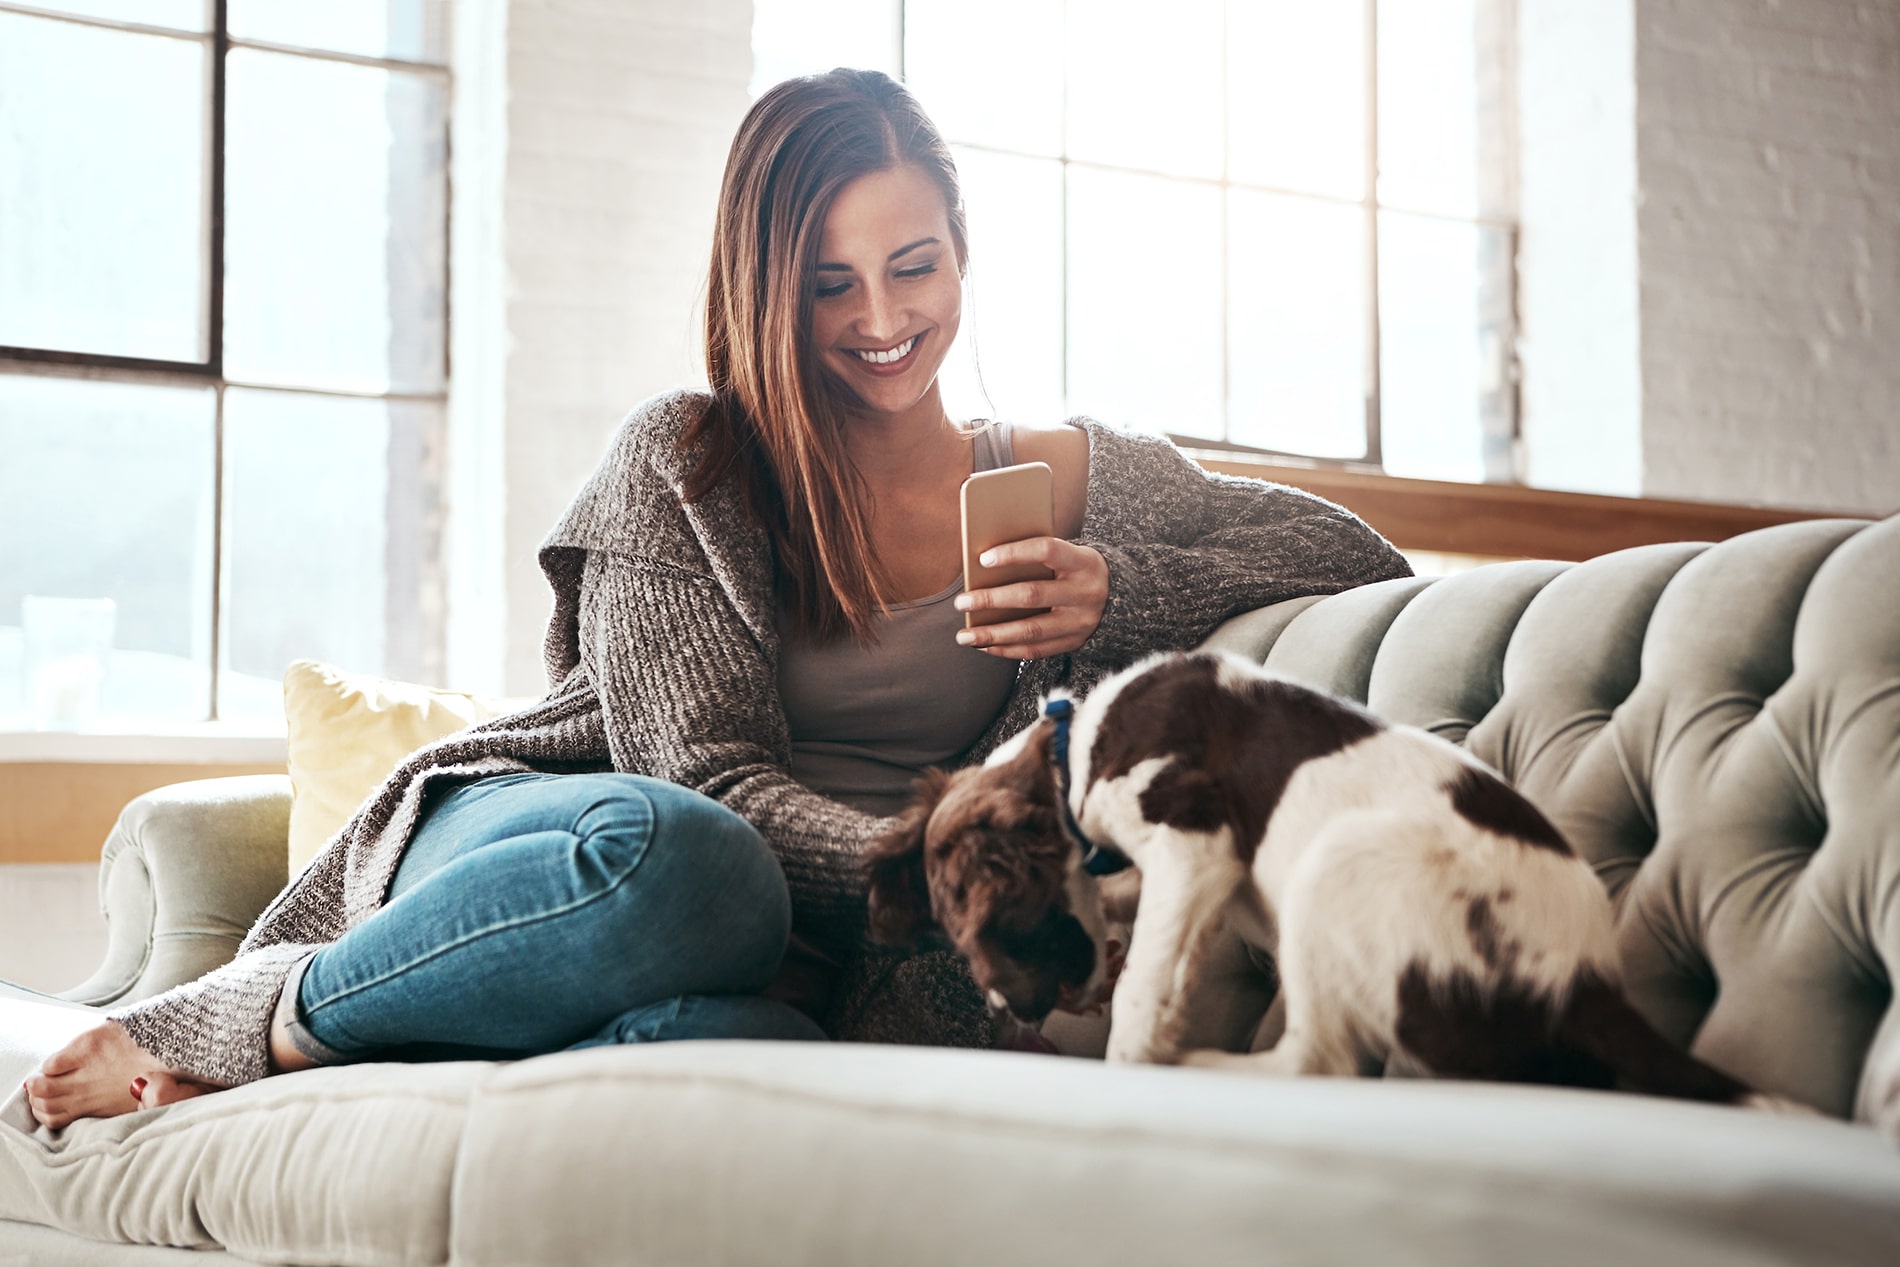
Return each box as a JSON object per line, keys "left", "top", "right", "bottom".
{"left": 282, "top": 659, "right": 532, "bottom": 876}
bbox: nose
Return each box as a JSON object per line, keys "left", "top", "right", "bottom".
{"left": 856, "top": 280, "right": 902, "bottom": 345}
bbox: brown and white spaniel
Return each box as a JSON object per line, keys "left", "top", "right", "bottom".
{"left": 867, "top": 650, "right": 1791, "bottom": 1106}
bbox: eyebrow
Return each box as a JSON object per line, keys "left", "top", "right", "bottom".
{"left": 815, "top": 237, "right": 941, "bottom": 272}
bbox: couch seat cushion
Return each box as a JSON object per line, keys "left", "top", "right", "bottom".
{"left": 1, "top": 1060, "right": 479, "bottom": 1266}
{"left": 5, "top": 1010, "right": 1898, "bottom": 1267}
{"left": 451, "top": 1042, "right": 1900, "bottom": 1267}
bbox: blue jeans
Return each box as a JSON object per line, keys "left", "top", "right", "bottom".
{"left": 282, "top": 771, "right": 825, "bottom": 1063}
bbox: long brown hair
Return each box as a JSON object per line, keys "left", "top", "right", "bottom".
{"left": 685, "top": 68, "right": 969, "bottom": 645}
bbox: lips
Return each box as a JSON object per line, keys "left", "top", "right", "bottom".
{"left": 852, "top": 335, "right": 916, "bottom": 365}
{"left": 845, "top": 330, "right": 926, "bottom": 376}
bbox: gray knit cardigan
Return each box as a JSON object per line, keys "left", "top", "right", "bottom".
{"left": 112, "top": 389, "right": 1411, "bottom": 1086}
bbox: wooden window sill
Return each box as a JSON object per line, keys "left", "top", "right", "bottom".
{"left": 1184, "top": 450, "right": 1854, "bottom": 561}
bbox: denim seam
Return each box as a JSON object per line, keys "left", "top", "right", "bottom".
{"left": 301, "top": 793, "right": 658, "bottom": 1026}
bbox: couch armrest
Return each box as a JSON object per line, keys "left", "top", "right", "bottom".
{"left": 57, "top": 775, "right": 293, "bottom": 1008}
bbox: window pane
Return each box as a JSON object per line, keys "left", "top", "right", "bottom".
{"left": 750, "top": 0, "right": 900, "bottom": 98}
{"left": 0, "top": 375, "right": 215, "bottom": 728}
{"left": 0, "top": 15, "right": 207, "bottom": 362}
{"left": 1378, "top": 212, "right": 1514, "bottom": 482}
{"left": 1228, "top": 192, "right": 1366, "bottom": 460}
{"left": 1227, "top": 1, "right": 1364, "bottom": 200}
{"left": 1066, "top": 166, "right": 1223, "bottom": 436}
{"left": 1067, "top": 0, "right": 1223, "bottom": 179}
{"left": 906, "top": 0, "right": 1063, "bottom": 157}
{"left": 939, "top": 148, "right": 1064, "bottom": 425}
{"left": 229, "top": 0, "right": 448, "bottom": 64}
{"left": 224, "top": 52, "right": 446, "bottom": 394}
{"left": 26, "top": 1, "right": 206, "bottom": 30}
{"left": 1378, "top": 0, "right": 1512, "bottom": 220}
{"left": 221, "top": 389, "right": 443, "bottom": 720}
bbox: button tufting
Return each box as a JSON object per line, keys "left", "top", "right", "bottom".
{"left": 1236, "top": 515, "right": 1899, "bottom": 1121}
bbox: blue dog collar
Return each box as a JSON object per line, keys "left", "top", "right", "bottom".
{"left": 1043, "top": 697, "right": 1131, "bottom": 877}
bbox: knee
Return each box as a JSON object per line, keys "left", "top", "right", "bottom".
{"left": 605, "top": 783, "right": 791, "bottom": 982}
{"left": 674, "top": 799, "right": 792, "bottom": 970}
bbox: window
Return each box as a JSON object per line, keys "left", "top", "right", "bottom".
{"left": 0, "top": 1, "right": 449, "bottom": 730}
{"left": 751, "top": 0, "right": 1516, "bottom": 482}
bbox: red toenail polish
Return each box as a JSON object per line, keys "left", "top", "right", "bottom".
{"left": 130, "top": 1077, "right": 147, "bottom": 1101}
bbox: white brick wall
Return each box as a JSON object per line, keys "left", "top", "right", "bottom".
{"left": 1634, "top": 0, "right": 1900, "bottom": 514}
{"left": 449, "top": 0, "right": 754, "bottom": 695}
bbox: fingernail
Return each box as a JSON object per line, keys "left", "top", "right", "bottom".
{"left": 980, "top": 551, "right": 997, "bottom": 566}
{"left": 129, "top": 1077, "right": 147, "bottom": 1101}
{"left": 953, "top": 596, "right": 970, "bottom": 611}
{"left": 955, "top": 632, "right": 975, "bottom": 646}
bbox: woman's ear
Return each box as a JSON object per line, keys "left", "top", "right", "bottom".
{"left": 864, "top": 769, "right": 953, "bottom": 946}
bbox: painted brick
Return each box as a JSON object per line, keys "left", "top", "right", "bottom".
{"left": 1635, "top": 0, "right": 1899, "bottom": 514}
{"left": 443, "top": 0, "right": 752, "bottom": 694}
{"left": 1518, "top": 0, "right": 1896, "bottom": 514}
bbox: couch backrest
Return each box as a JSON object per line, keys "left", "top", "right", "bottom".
{"left": 1203, "top": 515, "right": 1900, "bottom": 1124}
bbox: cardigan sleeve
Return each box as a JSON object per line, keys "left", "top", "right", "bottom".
{"left": 1072, "top": 425, "right": 1411, "bottom": 666}
{"left": 577, "top": 549, "right": 890, "bottom": 954}
{"left": 107, "top": 840, "right": 349, "bottom": 1087}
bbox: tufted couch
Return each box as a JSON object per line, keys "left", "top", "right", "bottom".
{"left": 2, "top": 516, "right": 1898, "bottom": 1266}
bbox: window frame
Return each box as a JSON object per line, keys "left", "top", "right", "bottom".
{"left": 898, "top": 0, "right": 1518, "bottom": 474}
{"left": 0, "top": 0, "right": 453, "bottom": 722}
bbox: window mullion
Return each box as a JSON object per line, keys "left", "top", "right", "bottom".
{"left": 1058, "top": 0, "right": 1070, "bottom": 414}
{"left": 207, "top": 0, "right": 228, "bottom": 719}
{"left": 1219, "top": 1, "right": 1232, "bottom": 446}
{"left": 209, "top": 0, "right": 227, "bottom": 377}
{"left": 1363, "top": 0, "right": 1383, "bottom": 468}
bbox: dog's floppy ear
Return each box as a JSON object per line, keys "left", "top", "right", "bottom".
{"left": 864, "top": 768, "right": 953, "bottom": 946}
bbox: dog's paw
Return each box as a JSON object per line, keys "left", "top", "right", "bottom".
{"left": 1177, "top": 1049, "right": 1259, "bottom": 1073}
{"left": 1106, "top": 1039, "right": 1184, "bottom": 1066}
{"left": 1739, "top": 1092, "right": 1824, "bottom": 1118}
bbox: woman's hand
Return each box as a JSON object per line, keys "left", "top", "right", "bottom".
{"left": 954, "top": 538, "right": 1109, "bottom": 660}
{"left": 22, "top": 1020, "right": 223, "bottom": 1129}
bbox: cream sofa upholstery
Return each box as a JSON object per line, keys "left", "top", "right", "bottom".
{"left": 3, "top": 516, "right": 1899, "bottom": 1265}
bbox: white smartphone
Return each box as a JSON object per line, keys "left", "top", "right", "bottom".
{"left": 960, "top": 461, "right": 1056, "bottom": 629}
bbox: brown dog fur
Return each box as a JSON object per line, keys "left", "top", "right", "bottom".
{"left": 865, "top": 723, "right": 1098, "bottom": 1021}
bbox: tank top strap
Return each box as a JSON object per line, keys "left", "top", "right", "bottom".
{"left": 971, "top": 421, "right": 1016, "bottom": 473}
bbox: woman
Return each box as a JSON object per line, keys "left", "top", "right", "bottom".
{"left": 25, "top": 68, "right": 1409, "bottom": 1127}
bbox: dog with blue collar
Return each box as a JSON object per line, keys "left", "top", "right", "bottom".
{"left": 863, "top": 649, "right": 1785, "bottom": 1109}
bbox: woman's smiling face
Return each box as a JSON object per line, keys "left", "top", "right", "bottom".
{"left": 809, "top": 163, "right": 963, "bottom": 422}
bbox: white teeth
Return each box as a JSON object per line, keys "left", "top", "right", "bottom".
{"left": 854, "top": 336, "right": 916, "bottom": 365}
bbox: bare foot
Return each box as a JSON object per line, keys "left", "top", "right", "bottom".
{"left": 22, "top": 1021, "right": 224, "bottom": 1129}
{"left": 135, "top": 1071, "right": 221, "bottom": 1111}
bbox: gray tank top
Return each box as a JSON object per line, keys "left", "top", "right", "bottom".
{"left": 778, "top": 424, "right": 1024, "bottom": 817}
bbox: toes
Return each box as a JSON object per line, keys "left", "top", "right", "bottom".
{"left": 38, "top": 1051, "right": 79, "bottom": 1077}
{"left": 28, "top": 1096, "right": 73, "bottom": 1130}
{"left": 139, "top": 1073, "right": 215, "bottom": 1110}
{"left": 40, "top": 1032, "right": 100, "bottom": 1077}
